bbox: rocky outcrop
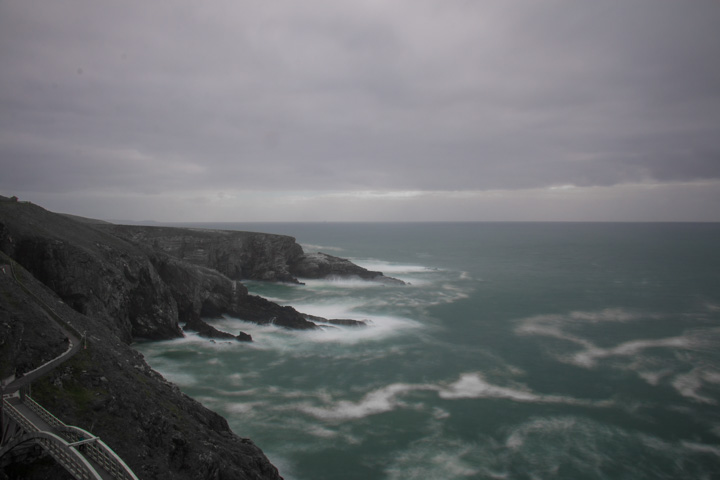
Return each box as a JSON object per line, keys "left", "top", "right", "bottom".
{"left": 1, "top": 199, "right": 402, "bottom": 336}
{"left": 98, "top": 224, "right": 405, "bottom": 285}
{"left": 289, "top": 252, "right": 405, "bottom": 284}
{"left": 0, "top": 252, "right": 281, "bottom": 479}
{"left": 303, "top": 314, "right": 369, "bottom": 327}
{"left": 99, "top": 224, "right": 304, "bottom": 283}
{"left": 145, "top": 249, "right": 317, "bottom": 331}
{"left": 226, "top": 293, "right": 317, "bottom": 329}
{"left": 0, "top": 200, "right": 320, "bottom": 340}
{"left": 183, "top": 316, "right": 253, "bottom": 342}
{"left": 0, "top": 200, "right": 182, "bottom": 343}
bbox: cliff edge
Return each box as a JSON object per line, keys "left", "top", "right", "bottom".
{"left": 0, "top": 196, "right": 401, "bottom": 479}
{"left": 1, "top": 251, "right": 282, "bottom": 479}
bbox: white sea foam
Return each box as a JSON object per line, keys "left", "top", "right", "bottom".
{"left": 352, "top": 258, "right": 441, "bottom": 275}
{"left": 516, "top": 309, "right": 716, "bottom": 368}
{"left": 438, "top": 373, "right": 540, "bottom": 402}
{"left": 297, "top": 372, "right": 611, "bottom": 421}
{"left": 437, "top": 373, "right": 612, "bottom": 408}
{"left": 671, "top": 367, "right": 720, "bottom": 404}
{"left": 505, "top": 417, "right": 580, "bottom": 450}
{"left": 385, "top": 434, "right": 481, "bottom": 480}
{"left": 432, "top": 407, "right": 451, "bottom": 419}
{"left": 681, "top": 441, "right": 720, "bottom": 457}
{"left": 211, "top": 312, "right": 421, "bottom": 351}
{"left": 496, "top": 416, "right": 720, "bottom": 480}
{"left": 350, "top": 258, "right": 456, "bottom": 286}
{"left": 309, "top": 315, "right": 420, "bottom": 344}
{"left": 387, "top": 449, "right": 481, "bottom": 480}
{"left": 514, "top": 308, "right": 720, "bottom": 409}
{"left": 144, "top": 330, "right": 244, "bottom": 353}
{"left": 225, "top": 401, "right": 264, "bottom": 415}
{"left": 515, "top": 308, "right": 644, "bottom": 335}
{"left": 301, "top": 243, "right": 344, "bottom": 252}
{"left": 571, "top": 335, "right": 692, "bottom": 368}
{"left": 298, "top": 277, "right": 383, "bottom": 289}
{"left": 298, "top": 382, "right": 435, "bottom": 420}
{"left": 636, "top": 368, "right": 674, "bottom": 386}
{"left": 226, "top": 371, "right": 260, "bottom": 387}
{"left": 287, "top": 298, "right": 367, "bottom": 319}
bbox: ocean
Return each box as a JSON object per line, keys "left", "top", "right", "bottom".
{"left": 134, "top": 222, "right": 720, "bottom": 479}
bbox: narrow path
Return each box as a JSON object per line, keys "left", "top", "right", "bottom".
{"left": 2, "top": 260, "right": 82, "bottom": 394}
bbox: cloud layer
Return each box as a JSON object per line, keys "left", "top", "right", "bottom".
{"left": 1, "top": 1, "right": 719, "bottom": 220}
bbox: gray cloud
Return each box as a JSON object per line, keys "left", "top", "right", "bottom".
{"left": 1, "top": 0, "right": 719, "bottom": 220}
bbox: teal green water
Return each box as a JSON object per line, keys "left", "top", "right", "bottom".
{"left": 136, "top": 223, "right": 720, "bottom": 479}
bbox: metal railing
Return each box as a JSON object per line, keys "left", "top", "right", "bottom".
{"left": 0, "top": 426, "right": 103, "bottom": 480}
{"left": 23, "top": 395, "right": 63, "bottom": 430}
{"left": 36, "top": 431, "right": 103, "bottom": 480}
{"left": 3, "top": 396, "right": 38, "bottom": 435}
{"left": 22, "top": 396, "right": 139, "bottom": 480}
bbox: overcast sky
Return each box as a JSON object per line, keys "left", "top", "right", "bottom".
{"left": 1, "top": 0, "right": 719, "bottom": 222}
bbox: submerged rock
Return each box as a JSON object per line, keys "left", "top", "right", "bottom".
{"left": 237, "top": 331, "right": 253, "bottom": 342}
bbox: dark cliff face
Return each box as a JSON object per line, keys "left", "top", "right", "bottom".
{"left": 0, "top": 258, "right": 66, "bottom": 379}
{"left": 98, "top": 224, "right": 405, "bottom": 285}
{"left": 0, "top": 201, "right": 182, "bottom": 343}
{"left": 0, "top": 252, "right": 282, "bottom": 480}
{"left": 145, "top": 248, "right": 316, "bottom": 330}
{"left": 100, "top": 224, "right": 305, "bottom": 283}
{"left": 1, "top": 201, "right": 320, "bottom": 340}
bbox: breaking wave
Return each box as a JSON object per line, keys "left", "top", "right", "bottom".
{"left": 515, "top": 308, "right": 720, "bottom": 405}
{"left": 352, "top": 258, "right": 442, "bottom": 275}
{"left": 296, "top": 372, "right": 612, "bottom": 422}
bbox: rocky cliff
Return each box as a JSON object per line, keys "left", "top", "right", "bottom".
{"left": 99, "top": 223, "right": 404, "bottom": 285}
{"left": 1, "top": 252, "right": 281, "bottom": 479}
{"left": 99, "top": 224, "right": 304, "bottom": 283}
{"left": 1, "top": 201, "right": 182, "bottom": 343}
{"left": 0, "top": 196, "right": 402, "bottom": 479}
{"left": 290, "top": 252, "right": 405, "bottom": 284}
{"left": 0, "top": 200, "right": 321, "bottom": 335}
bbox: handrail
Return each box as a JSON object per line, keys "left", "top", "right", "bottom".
{"left": 2, "top": 396, "right": 139, "bottom": 480}
{"left": 38, "top": 431, "right": 103, "bottom": 480}
{"left": 0, "top": 430, "right": 103, "bottom": 480}
{"left": 23, "top": 395, "right": 66, "bottom": 430}
{"left": 24, "top": 396, "right": 139, "bottom": 480}
{"left": 61, "top": 427, "right": 138, "bottom": 480}
{"left": 2, "top": 396, "right": 38, "bottom": 435}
